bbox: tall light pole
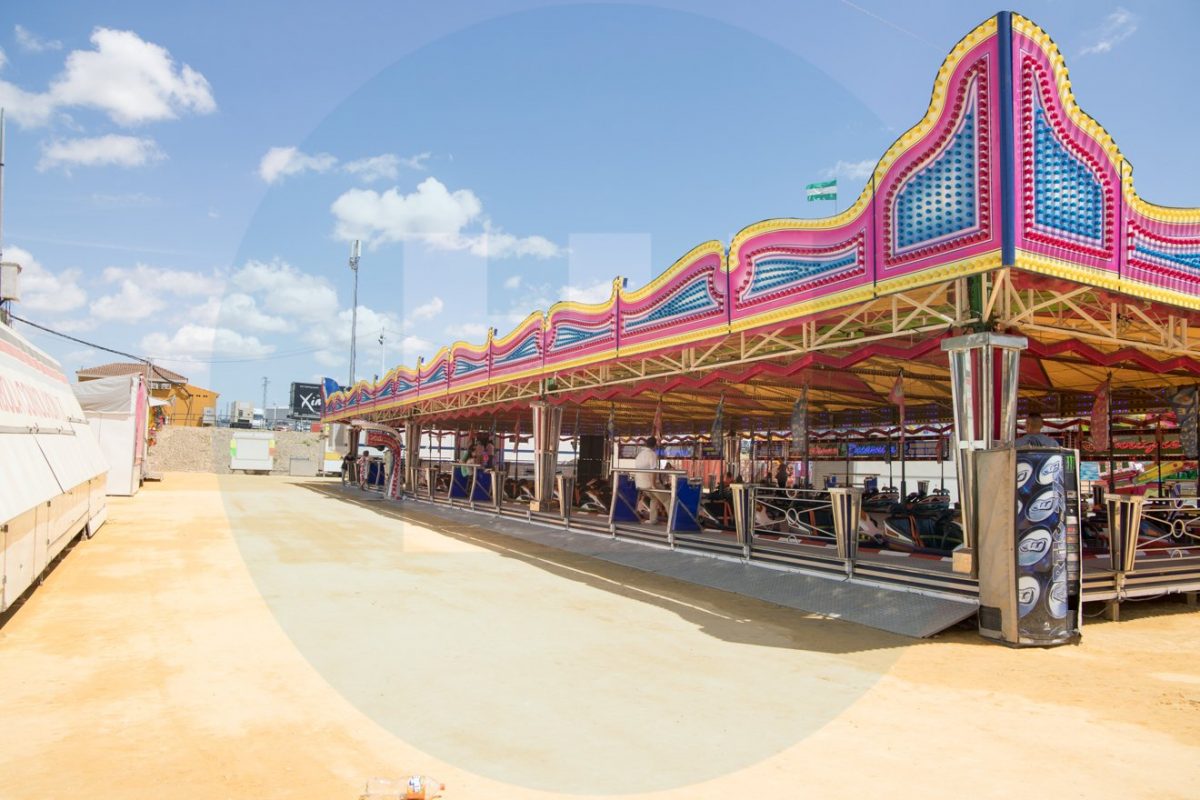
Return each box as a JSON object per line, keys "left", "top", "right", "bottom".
{"left": 348, "top": 239, "right": 361, "bottom": 387}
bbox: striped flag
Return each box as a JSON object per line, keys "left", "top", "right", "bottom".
{"left": 806, "top": 179, "right": 837, "bottom": 202}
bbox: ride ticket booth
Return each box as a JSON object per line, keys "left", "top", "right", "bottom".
{"left": 945, "top": 333, "right": 1082, "bottom": 646}
{"left": 608, "top": 467, "right": 703, "bottom": 546}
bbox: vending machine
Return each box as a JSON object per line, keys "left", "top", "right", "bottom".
{"left": 974, "top": 447, "right": 1082, "bottom": 646}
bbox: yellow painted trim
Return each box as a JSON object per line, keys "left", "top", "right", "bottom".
{"left": 729, "top": 286, "right": 876, "bottom": 334}
{"left": 1015, "top": 249, "right": 1200, "bottom": 312}
{"left": 544, "top": 347, "right": 619, "bottom": 374}
{"left": 620, "top": 240, "right": 726, "bottom": 303}
{"left": 492, "top": 311, "right": 544, "bottom": 348}
{"left": 488, "top": 365, "right": 544, "bottom": 384}
{"left": 873, "top": 251, "right": 1002, "bottom": 296}
{"left": 617, "top": 321, "right": 731, "bottom": 357}
{"left": 544, "top": 280, "right": 621, "bottom": 324}
{"left": 447, "top": 377, "right": 490, "bottom": 394}
{"left": 728, "top": 16, "right": 997, "bottom": 271}
{"left": 449, "top": 339, "right": 489, "bottom": 358}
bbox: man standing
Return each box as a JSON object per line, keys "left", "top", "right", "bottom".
{"left": 634, "top": 436, "right": 664, "bottom": 524}
{"left": 1015, "top": 412, "right": 1059, "bottom": 447}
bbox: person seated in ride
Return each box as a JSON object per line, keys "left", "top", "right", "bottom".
{"left": 1015, "top": 412, "right": 1058, "bottom": 447}
{"left": 710, "top": 470, "right": 736, "bottom": 502}
{"left": 774, "top": 459, "right": 789, "bottom": 488}
{"left": 634, "top": 436, "right": 665, "bottom": 524}
{"left": 477, "top": 435, "right": 495, "bottom": 469}
{"left": 754, "top": 501, "right": 781, "bottom": 532}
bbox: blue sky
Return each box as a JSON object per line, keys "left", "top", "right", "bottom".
{"left": 0, "top": 1, "right": 1195, "bottom": 409}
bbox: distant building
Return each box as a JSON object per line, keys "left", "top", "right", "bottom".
{"left": 77, "top": 362, "right": 219, "bottom": 427}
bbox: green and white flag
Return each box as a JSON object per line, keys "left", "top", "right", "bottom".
{"left": 806, "top": 179, "right": 837, "bottom": 202}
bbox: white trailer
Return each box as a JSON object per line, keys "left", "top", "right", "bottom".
{"left": 73, "top": 373, "right": 147, "bottom": 496}
{"left": 1, "top": 322, "right": 108, "bottom": 614}
{"left": 230, "top": 430, "right": 275, "bottom": 473}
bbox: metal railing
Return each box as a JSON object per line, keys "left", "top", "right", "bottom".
{"left": 1136, "top": 496, "right": 1200, "bottom": 554}
{"left": 749, "top": 485, "right": 836, "bottom": 544}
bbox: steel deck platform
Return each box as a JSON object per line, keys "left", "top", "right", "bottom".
{"left": 335, "top": 487, "right": 980, "bottom": 638}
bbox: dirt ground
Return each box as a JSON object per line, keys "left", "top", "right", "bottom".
{"left": 1, "top": 473, "right": 1198, "bottom": 799}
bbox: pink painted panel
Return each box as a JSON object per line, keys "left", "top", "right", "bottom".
{"left": 619, "top": 247, "right": 726, "bottom": 352}
{"left": 728, "top": 208, "right": 872, "bottom": 331}
{"left": 1124, "top": 209, "right": 1200, "bottom": 297}
{"left": 489, "top": 316, "right": 543, "bottom": 382}
{"left": 875, "top": 33, "right": 1001, "bottom": 281}
{"left": 544, "top": 303, "right": 617, "bottom": 368}
{"left": 448, "top": 345, "right": 489, "bottom": 392}
{"left": 417, "top": 351, "right": 450, "bottom": 396}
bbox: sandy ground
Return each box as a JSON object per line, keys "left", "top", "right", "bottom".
{"left": 1, "top": 473, "right": 1198, "bottom": 799}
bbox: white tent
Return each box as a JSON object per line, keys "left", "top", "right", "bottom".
{"left": 73, "top": 374, "right": 148, "bottom": 496}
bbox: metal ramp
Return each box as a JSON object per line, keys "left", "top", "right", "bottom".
{"left": 397, "top": 500, "right": 979, "bottom": 639}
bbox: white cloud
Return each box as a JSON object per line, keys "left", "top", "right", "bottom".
{"left": 561, "top": 280, "right": 614, "bottom": 304}
{"left": 503, "top": 275, "right": 522, "bottom": 290}
{"left": 91, "top": 280, "right": 165, "bottom": 321}
{"left": 331, "top": 177, "right": 482, "bottom": 247}
{"left": 410, "top": 295, "right": 444, "bottom": 321}
{"left": 398, "top": 152, "right": 431, "bottom": 171}
{"left": 2, "top": 244, "right": 87, "bottom": 313}
{"left": 38, "top": 134, "right": 164, "bottom": 171}
{"left": 258, "top": 146, "right": 337, "bottom": 183}
{"left": 142, "top": 324, "right": 274, "bottom": 360}
{"left": 304, "top": 304, "right": 409, "bottom": 376}
{"left": 445, "top": 322, "right": 490, "bottom": 341}
{"left": 261, "top": 149, "right": 432, "bottom": 184}
{"left": 0, "top": 27, "right": 214, "bottom": 127}
{"left": 343, "top": 154, "right": 399, "bottom": 182}
{"left": 231, "top": 258, "right": 339, "bottom": 323}
{"left": 331, "top": 176, "right": 561, "bottom": 260}
{"left": 0, "top": 47, "right": 7, "bottom": 70}
{"left": 51, "top": 28, "right": 214, "bottom": 125}
{"left": 63, "top": 347, "right": 98, "bottom": 366}
{"left": 0, "top": 80, "right": 56, "bottom": 126}
{"left": 90, "top": 264, "right": 223, "bottom": 323}
{"left": 822, "top": 158, "right": 875, "bottom": 182}
{"left": 14, "top": 25, "right": 62, "bottom": 53}
{"left": 468, "top": 224, "right": 562, "bottom": 259}
{"left": 101, "top": 264, "right": 223, "bottom": 296}
{"left": 89, "top": 191, "right": 162, "bottom": 208}
{"left": 1080, "top": 8, "right": 1139, "bottom": 56}
{"left": 191, "top": 293, "right": 291, "bottom": 333}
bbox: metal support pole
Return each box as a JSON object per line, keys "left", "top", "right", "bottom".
{"left": 1105, "top": 493, "right": 1144, "bottom": 602}
{"left": 829, "top": 487, "right": 863, "bottom": 578}
{"left": 530, "top": 402, "right": 562, "bottom": 512}
{"left": 732, "top": 483, "right": 752, "bottom": 559}
{"left": 404, "top": 420, "right": 421, "bottom": 495}
{"left": 557, "top": 473, "right": 575, "bottom": 527}
{"left": 943, "top": 332, "right": 1027, "bottom": 574}
{"left": 348, "top": 240, "right": 360, "bottom": 387}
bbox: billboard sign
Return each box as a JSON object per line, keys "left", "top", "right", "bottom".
{"left": 290, "top": 382, "right": 323, "bottom": 419}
